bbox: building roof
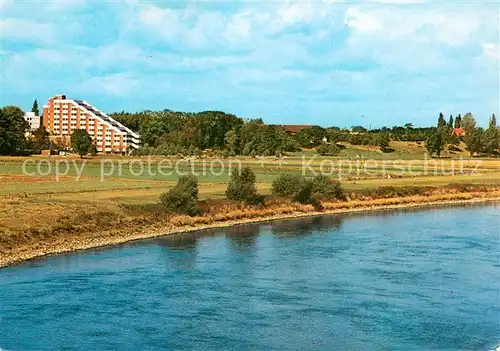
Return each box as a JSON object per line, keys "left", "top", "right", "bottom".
{"left": 273, "top": 125, "right": 314, "bottom": 134}
{"left": 453, "top": 128, "right": 465, "bottom": 136}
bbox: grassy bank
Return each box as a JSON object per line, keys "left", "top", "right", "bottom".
{"left": 1, "top": 184, "right": 499, "bottom": 267}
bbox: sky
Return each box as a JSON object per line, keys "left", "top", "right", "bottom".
{"left": 1, "top": 0, "right": 499, "bottom": 128}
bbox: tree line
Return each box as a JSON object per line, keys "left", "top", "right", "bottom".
{"left": 111, "top": 109, "right": 499, "bottom": 157}
{"left": 1, "top": 101, "right": 498, "bottom": 157}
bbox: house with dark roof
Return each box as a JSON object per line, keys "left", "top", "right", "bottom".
{"left": 272, "top": 125, "right": 313, "bottom": 135}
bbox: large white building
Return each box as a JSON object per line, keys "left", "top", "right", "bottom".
{"left": 43, "top": 95, "right": 140, "bottom": 153}
{"left": 24, "top": 112, "right": 41, "bottom": 130}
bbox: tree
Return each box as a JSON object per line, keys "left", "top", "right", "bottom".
{"left": 489, "top": 113, "right": 497, "bottom": 129}
{"left": 70, "top": 129, "right": 92, "bottom": 158}
{"left": 437, "top": 113, "right": 447, "bottom": 128}
{"left": 272, "top": 174, "right": 306, "bottom": 197}
{"left": 31, "top": 99, "right": 40, "bottom": 116}
{"left": 30, "top": 127, "right": 51, "bottom": 152}
{"left": 310, "top": 175, "right": 344, "bottom": 202}
{"left": 462, "top": 113, "right": 477, "bottom": 134}
{"left": 426, "top": 131, "right": 443, "bottom": 157}
{"left": 316, "top": 142, "right": 340, "bottom": 156}
{"left": 454, "top": 114, "right": 462, "bottom": 128}
{"left": 296, "top": 126, "right": 326, "bottom": 147}
{"left": 291, "top": 175, "right": 344, "bottom": 210}
{"left": 484, "top": 127, "right": 498, "bottom": 155}
{"left": 293, "top": 180, "right": 318, "bottom": 208}
{"left": 90, "top": 144, "right": 98, "bottom": 156}
{"left": 465, "top": 128, "right": 484, "bottom": 156}
{"left": 0, "top": 106, "right": 29, "bottom": 155}
{"left": 224, "top": 129, "right": 238, "bottom": 155}
{"left": 374, "top": 133, "right": 390, "bottom": 150}
{"left": 226, "top": 167, "right": 263, "bottom": 204}
{"left": 351, "top": 126, "right": 367, "bottom": 133}
{"left": 448, "top": 115, "right": 454, "bottom": 129}
{"left": 484, "top": 114, "right": 499, "bottom": 155}
{"left": 159, "top": 175, "right": 200, "bottom": 215}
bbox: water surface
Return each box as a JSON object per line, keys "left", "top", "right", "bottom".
{"left": 1, "top": 204, "right": 499, "bottom": 350}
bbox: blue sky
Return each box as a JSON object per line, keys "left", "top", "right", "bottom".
{"left": 1, "top": 0, "right": 499, "bottom": 128}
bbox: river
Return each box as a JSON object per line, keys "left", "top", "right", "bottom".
{"left": 1, "top": 204, "right": 499, "bottom": 350}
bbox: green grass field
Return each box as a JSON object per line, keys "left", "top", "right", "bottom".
{"left": 1, "top": 152, "right": 499, "bottom": 205}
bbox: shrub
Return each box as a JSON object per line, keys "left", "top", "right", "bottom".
{"left": 90, "top": 144, "right": 98, "bottom": 156}
{"left": 291, "top": 180, "right": 319, "bottom": 207}
{"left": 272, "top": 174, "right": 306, "bottom": 197}
{"left": 159, "top": 175, "right": 200, "bottom": 215}
{"left": 374, "top": 133, "right": 390, "bottom": 150}
{"left": 226, "top": 167, "right": 264, "bottom": 205}
{"left": 356, "top": 186, "right": 427, "bottom": 199}
{"left": 293, "top": 180, "right": 317, "bottom": 204}
{"left": 316, "top": 142, "right": 340, "bottom": 156}
{"left": 310, "top": 175, "right": 345, "bottom": 201}
{"left": 273, "top": 174, "right": 344, "bottom": 210}
{"left": 273, "top": 174, "right": 345, "bottom": 205}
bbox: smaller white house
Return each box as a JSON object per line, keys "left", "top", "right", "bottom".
{"left": 24, "top": 112, "right": 41, "bottom": 131}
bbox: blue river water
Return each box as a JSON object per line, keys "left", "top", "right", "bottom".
{"left": 0, "top": 204, "right": 499, "bottom": 350}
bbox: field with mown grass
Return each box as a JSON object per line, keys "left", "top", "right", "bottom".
{"left": 1, "top": 153, "right": 499, "bottom": 201}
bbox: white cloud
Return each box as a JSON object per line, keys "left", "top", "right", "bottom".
{"left": 276, "top": 2, "right": 317, "bottom": 27}
{"left": 342, "top": 4, "right": 498, "bottom": 72}
{"left": 0, "top": 19, "right": 55, "bottom": 42}
{"left": 137, "top": 5, "right": 183, "bottom": 40}
{"left": 2, "top": 0, "right": 498, "bottom": 121}
{"left": 224, "top": 10, "right": 257, "bottom": 42}
{"left": 344, "top": 7, "right": 383, "bottom": 33}
{"left": 344, "top": 6, "right": 483, "bottom": 45}
{"left": 80, "top": 73, "right": 140, "bottom": 96}
{"left": 131, "top": 2, "right": 339, "bottom": 48}
{"left": 483, "top": 43, "right": 500, "bottom": 61}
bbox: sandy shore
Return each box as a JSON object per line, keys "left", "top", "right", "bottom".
{"left": 1, "top": 195, "right": 499, "bottom": 268}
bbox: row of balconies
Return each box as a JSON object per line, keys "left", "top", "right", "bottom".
{"left": 95, "top": 139, "right": 122, "bottom": 143}
{"left": 52, "top": 116, "right": 123, "bottom": 134}
{"left": 53, "top": 121, "right": 93, "bottom": 126}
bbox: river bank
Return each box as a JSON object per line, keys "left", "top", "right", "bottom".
{"left": 1, "top": 190, "right": 499, "bottom": 268}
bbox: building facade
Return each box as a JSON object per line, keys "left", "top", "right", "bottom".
{"left": 23, "top": 112, "right": 41, "bottom": 131}
{"left": 43, "top": 95, "right": 140, "bottom": 153}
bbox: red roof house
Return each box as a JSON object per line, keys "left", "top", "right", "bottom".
{"left": 452, "top": 128, "right": 465, "bottom": 137}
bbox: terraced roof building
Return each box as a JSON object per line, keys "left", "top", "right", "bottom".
{"left": 43, "top": 95, "right": 140, "bottom": 153}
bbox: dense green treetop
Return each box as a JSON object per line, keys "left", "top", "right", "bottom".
{"left": 70, "top": 129, "right": 92, "bottom": 158}
{"left": 0, "top": 106, "right": 29, "bottom": 155}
